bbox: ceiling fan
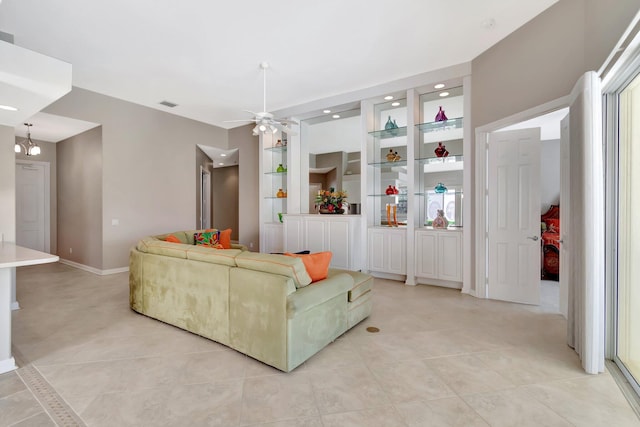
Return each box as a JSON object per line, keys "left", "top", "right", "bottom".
{"left": 225, "top": 62, "right": 298, "bottom": 136}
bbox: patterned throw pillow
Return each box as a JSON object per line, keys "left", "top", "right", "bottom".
{"left": 194, "top": 230, "right": 221, "bottom": 247}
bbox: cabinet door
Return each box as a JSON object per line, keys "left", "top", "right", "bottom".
{"left": 438, "top": 232, "right": 462, "bottom": 282}
{"left": 283, "top": 216, "right": 304, "bottom": 253}
{"left": 263, "top": 224, "right": 284, "bottom": 254}
{"left": 368, "top": 229, "right": 387, "bottom": 272}
{"left": 415, "top": 231, "right": 438, "bottom": 278}
{"left": 388, "top": 231, "right": 406, "bottom": 274}
{"left": 328, "top": 219, "right": 350, "bottom": 270}
{"left": 305, "top": 218, "right": 327, "bottom": 253}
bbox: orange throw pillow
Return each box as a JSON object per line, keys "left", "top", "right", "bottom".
{"left": 164, "top": 234, "right": 182, "bottom": 243}
{"left": 284, "top": 251, "right": 332, "bottom": 282}
{"left": 219, "top": 228, "right": 232, "bottom": 249}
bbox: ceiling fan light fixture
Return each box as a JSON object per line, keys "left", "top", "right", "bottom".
{"left": 15, "top": 123, "right": 40, "bottom": 156}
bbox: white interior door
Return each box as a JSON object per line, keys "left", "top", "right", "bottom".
{"left": 15, "top": 162, "right": 46, "bottom": 252}
{"left": 488, "top": 128, "right": 541, "bottom": 304}
{"left": 559, "top": 114, "right": 570, "bottom": 318}
{"left": 566, "top": 71, "right": 604, "bottom": 374}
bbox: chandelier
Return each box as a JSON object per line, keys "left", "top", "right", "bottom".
{"left": 14, "top": 123, "right": 40, "bottom": 156}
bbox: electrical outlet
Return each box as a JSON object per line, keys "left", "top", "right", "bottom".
{"left": 249, "top": 242, "right": 254, "bottom": 249}
{"left": 69, "top": 247, "right": 72, "bottom": 254}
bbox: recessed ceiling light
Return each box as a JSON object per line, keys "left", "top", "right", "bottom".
{"left": 481, "top": 18, "right": 496, "bottom": 30}
{"left": 220, "top": 153, "right": 227, "bottom": 157}
{"left": 391, "top": 102, "right": 400, "bottom": 107}
{"left": 0, "top": 104, "right": 18, "bottom": 111}
{"left": 434, "top": 83, "right": 445, "bottom": 89}
{"left": 439, "top": 92, "right": 450, "bottom": 97}
{"left": 219, "top": 162, "right": 224, "bottom": 166}
{"left": 384, "top": 95, "right": 394, "bottom": 100}
{"left": 332, "top": 114, "right": 340, "bottom": 119}
{"left": 323, "top": 109, "right": 331, "bottom": 114}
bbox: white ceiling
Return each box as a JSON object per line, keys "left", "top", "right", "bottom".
{"left": 197, "top": 144, "right": 239, "bottom": 169}
{"left": 496, "top": 107, "right": 569, "bottom": 140}
{"left": 14, "top": 112, "right": 99, "bottom": 142}
{"left": 0, "top": 0, "right": 558, "bottom": 133}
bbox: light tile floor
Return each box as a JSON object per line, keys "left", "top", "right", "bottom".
{"left": 2, "top": 262, "right": 638, "bottom": 426}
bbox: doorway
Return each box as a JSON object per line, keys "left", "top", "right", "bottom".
{"left": 200, "top": 166, "right": 211, "bottom": 230}
{"left": 15, "top": 160, "right": 50, "bottom": 252}
{"left": 479, "top": 105, "right": 568, "bottom": 310}
{"left": 493, "top": 107, "right": 569, "bottom": 313}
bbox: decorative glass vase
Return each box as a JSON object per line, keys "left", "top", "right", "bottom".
{"left": 435, "top": 106, "right": 448, "bottom": 122}
{"left": 434, "top": 142, "right": 449, "bottom": 157}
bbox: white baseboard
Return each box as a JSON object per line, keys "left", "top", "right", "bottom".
{"left": 10, "top": 302, "right": 19, "bottom": 311}
{"left": 0, "top": 357, "right": 16, "bottom": 374}
{"left": 59, "top": 259, "right": 129, "bottom": 276}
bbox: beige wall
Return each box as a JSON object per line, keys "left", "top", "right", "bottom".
{"left": 57, "top": 127, "right": 103, "bottom": 268}
{"left": 212, "top": 165, "right": 239, "bottom": 241}
{"left": 15, "top": 139, "right": 57, "bottom": 254}
{"left": 468, "top": 0, "right": 640, "bottom": 291}
{"left": 0, "top": 125, "right": 15, "bottom": 242}
{"left": 45, "top": 87, "right": 229, "bottom": 269}
{"left": 228, "top": 125, "right": 259, "bottom": 251}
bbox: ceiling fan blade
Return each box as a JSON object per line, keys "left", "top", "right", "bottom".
{"left": 242, "top": 110, "right": 260, "bottom": 116}
{"left": 274, "top": 118, "right": 299, "bottom": 125}
{"left": 273, "top": 121, "right": 298, "bottom": 135}
{"left": 223, "top": 119, "right": 258, "bottom": 123}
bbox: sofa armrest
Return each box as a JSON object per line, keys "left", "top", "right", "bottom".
{"left": 287, "top": 273, "right": 353, "bottom": 318}
{"left": 231, "top": 243, "right": 248, "bottom": 251}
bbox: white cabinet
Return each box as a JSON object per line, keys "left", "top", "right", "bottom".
{"left": 415, "top": 229, "right": 462, "bottom": 285}
{"left": 368, "top": 228, "right": 406, "bottom": 275}
{"left": 283, "top": 215, "right": 363, "bottom": 271}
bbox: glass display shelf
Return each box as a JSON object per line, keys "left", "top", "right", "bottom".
{"left": 368, "top": 127, "right": 408, "bottom": 139}
{"left": 367, "top": 160, "right": 408, "bottom": 168}
{"left": 416, "top": 155, "right": 463, "bottom": 164}
{"left": 264, "top": 171, "right": 288, "bottom": 175}
{"left": 368, "top": 193, "right": 409, "bottom": 198}
{"left": 417, "top": 117, "right": 463, "bottom": 133}
{"left": 264, "top": 196, "right": 288, "bottom": 200}
{"left": 414, "top": 190, "right": 463, "bottom": 196}
{"left": 264, "top": 146, "right": 288, "bottom": 153}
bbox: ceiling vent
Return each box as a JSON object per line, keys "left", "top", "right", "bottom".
{"left": 159, "top": 100, "right": 178, "bottom": 108}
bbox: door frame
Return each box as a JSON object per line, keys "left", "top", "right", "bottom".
{"left": 15, "top": 159, "right": 51, "bottom": 253}
{"left": 200, "top": 166, "right": 211, "bottom": 230}
{"left": 475, "top": 96, "right": 569, "bottom": 299}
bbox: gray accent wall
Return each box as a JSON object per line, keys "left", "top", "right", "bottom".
{"left": 15, "top": 139, "right": 57, "bottom": 254}
{"left": 57, "top": 127, "right": 103, "bottom": 269}
{"left": 45, "top": 87, "right": 229, "bottom": 270}
{"left": 228, "top": 125, "right": 259, "bottom": 251}
{"left": 212, "top": 165, "right": 239, "bottom": 241}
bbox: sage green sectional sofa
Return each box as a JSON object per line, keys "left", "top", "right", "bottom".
{"left": 129, "top": 230, "right": 372, "bottom": 372}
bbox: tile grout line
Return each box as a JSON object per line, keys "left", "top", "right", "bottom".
{"left": 13, "top": 345, "right": 87, "bottom": 427}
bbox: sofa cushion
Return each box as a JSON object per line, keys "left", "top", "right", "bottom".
{"left": 235, "top": 252, "right": 312, "bottom": 288}
{"left": 136, "top": 238, "right": 188, "bottom": 259}
{"left": 153, "top": 231, "right": 190, "bottom": 244}
{"left": 194, "top": 230, "right": 220, "bottom": 247}
{"left": 286, "top": 272, "right": 353, "bottom": 317}
{"left": 284, "top": 252, "right": 332, "bottom": 282}
{"left": 219, "top": 229, "right": 232, "bottom": 249}
{"left": 164, "top": 234, "right": 182, "bottom": 243}
{"left": 328, "top": 269, "right": 373, "bottom": 302}
{"left": 186, "top": 246, "right": 241, "bottom": 266}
